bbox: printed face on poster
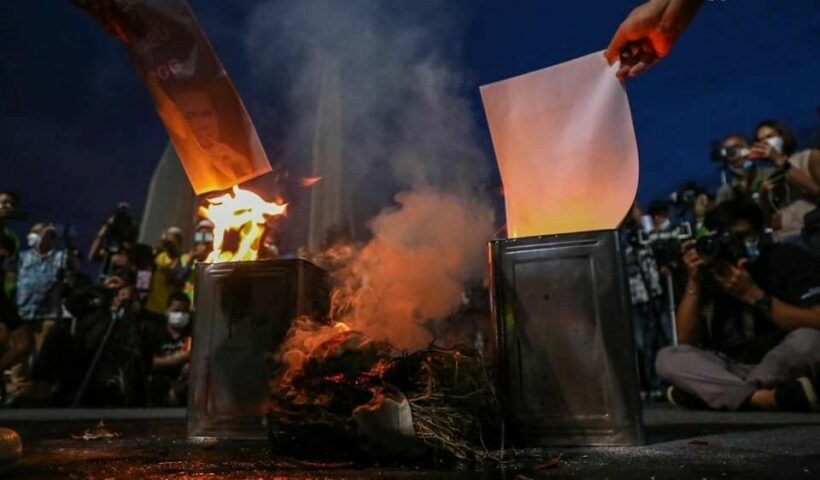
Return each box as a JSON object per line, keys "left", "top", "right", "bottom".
{"left": 77, "top": 0, "right": 272, "bottom": 194}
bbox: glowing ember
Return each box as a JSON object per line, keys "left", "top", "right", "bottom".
{"left": 200, "top": 185, "right": 287, "bottom": 263}
{"left": 300, "top": 176, "right": 323, "bottom": 188}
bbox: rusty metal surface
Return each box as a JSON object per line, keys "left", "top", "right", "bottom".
{"left": 188, "top": 259, "right": 328, "bottom": 440}
{"left": 489, "top": 230, "right": 644, "bottom": 446}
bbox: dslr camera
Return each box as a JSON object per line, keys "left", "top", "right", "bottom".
{"left": 101, "top": 203, "right": 138, "bottom": 254}
{"left": 695, "top": 229, "right": 747, "bottom": 265}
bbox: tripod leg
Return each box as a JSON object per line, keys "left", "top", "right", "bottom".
{"left": 71, "top": 315, "right": 117, "bottom": 408}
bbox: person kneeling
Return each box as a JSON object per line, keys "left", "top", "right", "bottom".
{"left": 657, "top": 200, "right": 820, "bottom": 411}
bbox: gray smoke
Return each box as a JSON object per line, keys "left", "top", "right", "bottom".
{"left": 245, "top": 0, "right": 494, "bottom": 350}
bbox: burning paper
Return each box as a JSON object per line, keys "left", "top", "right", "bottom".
{"left": 73, "top": 0, "right": 272, "bottom": 194}
{"left": 480, "top": 51, "right": 639, "bottom": 237}
{"left": 199, "top": 186, "right": 287, "bottom": 263}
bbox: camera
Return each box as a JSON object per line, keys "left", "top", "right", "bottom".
{"left": 695, "top": 229, "right": 747, "bottom": 265}
{"left": 101, "top": 203, "right": 138, "bottom": 254}
{"left": 711, "top": 144, "right": 750, "bottom": 162}
{"left": 669, "top": 182, "right": 706, "bottom": 213}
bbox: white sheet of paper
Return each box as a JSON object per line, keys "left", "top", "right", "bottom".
{"left": 480, "top": 51, "right": 638, "bottom": 238}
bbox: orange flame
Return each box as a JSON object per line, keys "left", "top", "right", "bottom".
{"left": 300, "top": 176, "right": 323, "bottom": 188}
{"left": 200, "top": 185, "right": 287, "bottom": 263}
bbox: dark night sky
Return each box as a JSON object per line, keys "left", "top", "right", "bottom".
{"left": 1, "top": 1, "right": 818, "bottom": 253}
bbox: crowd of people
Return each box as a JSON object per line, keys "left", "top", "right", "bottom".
{"left": 0, "top": 197, "right": 219, "bottom": 407}
{"left": 2, "top": 117, "right": 819, "bottom": 412}
{"left": 623, "top": 119, "right": 820, "bottom": 411}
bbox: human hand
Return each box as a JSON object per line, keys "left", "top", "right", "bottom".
{"left": 710, "top": 258, "right": 764, "bottom": 304}
{"left": 605, "top": 0, "right": 705, "bottom": 79}
{"left": 748, "top": 141, "right": 788, "bottom": 166}
{"left": 681, "top": 240, "right": 705, "bottom": 281}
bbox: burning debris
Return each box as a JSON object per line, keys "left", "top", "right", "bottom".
{"left": 263, "top": 189, "right": 500, "bottom": 462}
{"left": 267, "top": 316, "right": 503, "bottom": 462}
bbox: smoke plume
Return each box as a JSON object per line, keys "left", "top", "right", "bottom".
{"left": 245, "top": 1, "right": 494, "bottom": 350}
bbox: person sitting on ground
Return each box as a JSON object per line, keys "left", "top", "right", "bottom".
{"left": 142, "top": 292, "right": 192, "bottom": 406}
{"left": 657, "top": 200, "right": 820, "bottom": 411}
{"left": 70, "top": 284, "right": 147, "bottom": 407}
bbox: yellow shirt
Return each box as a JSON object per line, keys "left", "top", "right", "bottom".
{"left": 145, "top": 252, "right": 176, "bottom": 315}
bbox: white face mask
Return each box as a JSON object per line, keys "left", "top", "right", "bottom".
{"left": 168, "top": 311, "right": 191, "bottom": 329}
{"left": 27, "top": 232, "right": 41, "bottom": 249}
{"left": 765, "top": 136, "right": 784, "bottom": 153}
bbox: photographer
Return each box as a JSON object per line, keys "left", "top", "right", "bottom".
{"left": 751, "top": 120, "right": 820, "bottom": 244}
{"left": 88, "top": 203, "right": 138, "bottom": 278}
{"left": 68, "top": 284, "right": 148, "bottom": 407}
{"left": 657, "top": 200, "right": 820, "bottom": 411}
{"left": 714, "top": 133, "right": 773, "bottom": 206}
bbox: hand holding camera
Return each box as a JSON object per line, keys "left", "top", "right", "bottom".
{"left": 683, "top": 232, "right": 764, "bottom": 304}
{"left": 710, "top": 258, "right": 764, "bottom": 305}
{"left": 681, "top": 240, "right": 706, "bottom": 282}
{"left": 748, "top": 140, "right": 788, "bottom": 167}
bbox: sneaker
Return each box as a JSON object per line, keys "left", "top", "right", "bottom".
{"left": 774, "top": 377, "right": 819, "bottom": 412}
{"left": 666, "top": 386, "right": 709, "bottom": 410}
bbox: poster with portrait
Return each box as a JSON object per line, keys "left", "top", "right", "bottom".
{"left": 74, "top": 0, "right": 272, "bottom": 195}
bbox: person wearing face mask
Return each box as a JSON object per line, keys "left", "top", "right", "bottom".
{"left": 714, "top": 134, "right": 774, "bottom": 206}
{"left": 750, "top": 120, "right": 820, "bottom": 244}
{"left": 656, "top": 200, "right": 820, "bottom": 412}
{"left": 143, "top": 292, "right": 193, "bottom": 406}
{"left": 15, "top": 222, "right": 73, "bottom": 355}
